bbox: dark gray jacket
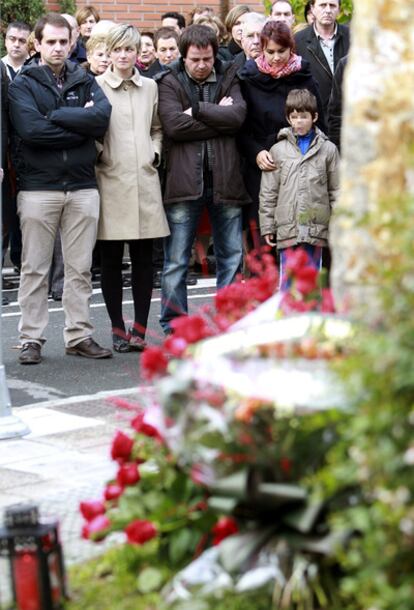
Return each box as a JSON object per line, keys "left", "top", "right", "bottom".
{"left": 295, "top": 24, "right": 350, "bottom": 116}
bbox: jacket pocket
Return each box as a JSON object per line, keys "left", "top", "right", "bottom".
{"left": 275, "top": 204, "right": 293, "bottom": 226}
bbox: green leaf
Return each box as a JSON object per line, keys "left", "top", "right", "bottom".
{"left": 136, "top": 566, "right": 164, "bottom": 593}
{"left": 168, "top": 527, "right": 194, "bottom": 565}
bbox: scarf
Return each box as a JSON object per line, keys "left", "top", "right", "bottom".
{"left": 256, "top": 52, "right": 302, "bottom": 79}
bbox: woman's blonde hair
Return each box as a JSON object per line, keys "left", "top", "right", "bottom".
{"left": 86, "top": 33, "right": 108, "bottom": 55}
{"left": 106, "top": 24, "right": 141, "bottom": 53}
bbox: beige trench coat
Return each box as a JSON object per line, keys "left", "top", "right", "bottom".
{"left": 95, "top": 68, "right": 169, "bottom": 240}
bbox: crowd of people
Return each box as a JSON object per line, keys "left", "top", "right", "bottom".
{"left": 0, "top": 0, "right": 350, "bottom": 365}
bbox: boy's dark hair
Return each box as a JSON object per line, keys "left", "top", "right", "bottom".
{"left": 161, "top": 11, "right": 186, "bottom": 29}
{"left": 154, "top": 26, "right": 180, "bottom": 48}
{"left": 34, "top": 13, "right": 72, "bottom": 42}
{"left": 285, "top": 89, "right": 318, "bottom": 118}
{"left": 179, "top": 24, "right": 218, "bottom": 58}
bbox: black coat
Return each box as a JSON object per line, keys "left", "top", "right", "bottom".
{"left": 237, "top": 58, "right": 325, "bottom": 207}
{"left": 8, "top": 60, "right": 111, "bottom": 192}
{"left": 294, "top": 24, "right": 350, "bottom": 116}
{"left": 1, "top": 63, "right": 8, "bottom": 169}
{"left": 327, "top": 55, "right": 347, "bottom": 151}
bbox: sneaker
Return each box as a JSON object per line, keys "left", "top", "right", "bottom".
{"left": 19, "top": 342, "right": 42, "bottom": 365}
{"left": 66, "top": 338, "right": 113, "bottom": 359}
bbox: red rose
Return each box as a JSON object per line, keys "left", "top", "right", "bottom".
{"left": 131, "top": 412, "right": 163, "bottom": 441}
{"left": 125, "top": 519, "right": 157, "bottom": 545}
{"left": 110, "top": 430, "right": 134, "bottom": 463}
{"left": 104, "top": 484, "right": 124, "bottom": 501}
{"left": 295, "top": 266, "right": 318, "bottom": 295}
{"left": 79, "top": 500, "right": 105, "bottom": 521}
{"left": 284, "top": 248, "right": 310, "bottom": 275}
{"left": 141, "top": 347, "right": 168, "bottom": 380}
{"left": 170, "top": 315, "right": 212, "bottom": 344}
{"left": 81, "top": 514, "right": 111, "bottom": 541}
{"left": 321, "top": 288, "right": 335, "bottom": 313}
{"left": 116, "top": 462, "right": 140, "bottom": 487}
{"left": 163, "top": 335, "right": 188, "bottom": 357}
{"left": 211, "top": 516, "right": 239, "bottom": 546}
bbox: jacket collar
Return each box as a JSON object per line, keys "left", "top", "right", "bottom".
{"left": 102, "top": 66, "right": 142, "bottom": 89}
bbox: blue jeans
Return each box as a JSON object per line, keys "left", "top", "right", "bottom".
{"left": 160, "top": 190, "right": 243, "bottom": 333}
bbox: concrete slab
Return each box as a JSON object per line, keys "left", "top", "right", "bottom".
{"left": 17, "top": 407, "right": 104, "bottom": 438}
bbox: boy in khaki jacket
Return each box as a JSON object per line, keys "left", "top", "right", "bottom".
{"left": 259, "top": 88, "right": 339, "bottom": 281}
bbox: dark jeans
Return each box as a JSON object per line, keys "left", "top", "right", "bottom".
{"left": 160, "top": 187, "right": 243, "bottom": 333}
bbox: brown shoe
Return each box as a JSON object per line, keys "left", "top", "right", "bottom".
{"left": 19, "top": 342, "right": 42, "bottom": 365}
{"left": 66, "top": 338, "right": 113, "bottom": 359}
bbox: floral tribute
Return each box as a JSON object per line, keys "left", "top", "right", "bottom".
{"left": 80, "top": 249, "right": 351, "bottom": 608}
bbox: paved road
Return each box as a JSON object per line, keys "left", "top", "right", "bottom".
{"left": 1, "top": 268, "right": 216, "bottom": 407}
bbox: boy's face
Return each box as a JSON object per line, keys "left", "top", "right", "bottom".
{"left": 288, "top": 110, "right": 317, "bottom": 136}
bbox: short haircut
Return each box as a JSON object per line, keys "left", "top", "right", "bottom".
{"left": 161, "top": 11, "right": 186, "bottom": 29}
{"left": 189, "top": 6, "right": 214, "bottom": 23}
{"left": 179, "top": 24, "right": 218, "bottom": 58}
{"left": 241, "top": 12, "right": 266, "bottom": 34}
{"left": 75, "top": 5, "right": 100, "bottom": 26}
{"left": 6, "top": 21, "right": 31, "bottom": 35}
{"left": 310, "top": 0, "right": 341, "bottom": 5}
{"left": 86, "top": 33, "right": 107, "bottom": 54}
{"left": 260, "top": 20, "right": 295, "bottom": 52}
{"left": 271, "top": 0, "right": 293, "bottom": 10}
{"left": 285, "top": 89, "right": 318, "bottom": 117}
{"left": 224, "top": 5, "right": 251, "bottom": 33}
{"left": 194, "top": 15, "right": 228, "bottom": 45}
{"left": 154, "top": 27, "right": 180, "bottom": 49}
{"left": 106, "top": 24, "right": 141, "bottom": 53}
{"left": 141, "top": 31, "right": 154, "bottom": 41}
{"left": 34, "top": 13, "right": 72, "bottom": 42}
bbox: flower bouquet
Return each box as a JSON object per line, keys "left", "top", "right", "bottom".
{"left": 80, "top": 249, "right": 355, "bottom": 608}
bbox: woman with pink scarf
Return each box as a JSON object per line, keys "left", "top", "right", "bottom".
{"left": 238, "top": 21, "right": 325, "bottom": 248}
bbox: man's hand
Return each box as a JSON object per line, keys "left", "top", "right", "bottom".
{"left": 264, "top": 234, "right": 277, "bottom": 247}
{"left": 256, "top": 150, "right": 276, "bottom": 171}
{"left": 219, "top": 96, "right": 233, "bottom": 106}
{"left": 84, "top": 100, "right": 94, "bottom": 108}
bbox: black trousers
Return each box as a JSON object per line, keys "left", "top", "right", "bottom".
{"left": 99, "top": 239, "right": 153, "bottom": 338}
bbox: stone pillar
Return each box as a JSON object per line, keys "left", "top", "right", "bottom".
{"left": 330, "top": 1, "right": 414, "bottom": 319}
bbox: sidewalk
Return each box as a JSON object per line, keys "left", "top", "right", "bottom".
{"left": 0, "top": 388, "right": 140, "bottom": 603}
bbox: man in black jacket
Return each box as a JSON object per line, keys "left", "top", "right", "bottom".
{"left": 8, "top": 13, "right": 112, "bottom": 364}
{"left": 294, "top": 0, "right": 350, "bottom": 116}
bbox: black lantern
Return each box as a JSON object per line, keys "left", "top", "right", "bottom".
{"left": 0, "top": 504, "right": 67, "bottom": 610}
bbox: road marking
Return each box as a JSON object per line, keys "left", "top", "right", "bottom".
{"left": 2, "top": 291, "right": 216, "bottom": 318}
{"left": 7, "top": 378, "right": 66, "bottom": 401}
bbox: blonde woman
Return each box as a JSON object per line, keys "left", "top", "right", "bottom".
{"left": 84, "top": 34, "right": 110, "bottom": 76}
{"left": 96, "top": 24, "right": 169, "bottom": 352}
